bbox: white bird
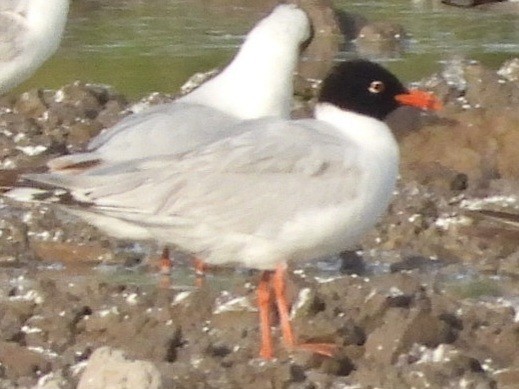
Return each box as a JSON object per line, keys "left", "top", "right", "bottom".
{"left": 10, "top": 60, "right": 442, "bottom": 359}
{"left": 47, "top": 3, "right": 311, "bottom": 172}
{"left": 0, "top": 0, "right": 69, "bottom": 94}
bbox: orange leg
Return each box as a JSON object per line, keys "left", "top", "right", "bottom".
{"left": 272, "top": 264, "right": 295, "bottom": 349}
{"left": 194, "top": 257, "right": 208, "bottom": 287}
{"left": 272, "top": 264, "right": 337, "bottom": 358}
{"left": 258, "top": 271, "right": 274, "bottom": 359}
{"left": 159, "top": 247, "right": 172, "bottom": 275}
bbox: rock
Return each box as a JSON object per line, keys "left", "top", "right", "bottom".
{"left": 179, "top": 69, "right": 219, "bottom": 96}
{"left": 291, "top": 0, "right": 342, "bottom": 94}
{"left": 23, "top": 310, "right": 75, "bottom": 353}
{"left": 14, "top": 90, "right": 47, "bottom": 118}
{"left": 420, "top": 58, "right": 519, "bottom": 110}
{"left": 355, "top": 21, "right": 407, "bottom": 58}
{"left": 66, "top": 122, "right": 103, "bottom": 151}
{"left": 442, "top": 0, "right": 505, "bottom": 7}
{"left": 357, "top": 21, "right": 406, "bottom": 42}
{"left": 0, "top": 81, "right": 131, "bottom": 170}
{"left": 478, "top": 1, "right": 519, "bottom": 11}
{"left": 333, "top": 9, "right": 368, "bottom": 41}
{"left": 95, "top": 99, "right": 128, "bottom": 128}
{"left": 494, "top": 368, "right": 519, "bottom": 389}
{"left": 401, "top": 108, "right": 519, "bottom": 184}
{"left": 498, "top": 58, "right": 519, "bottom": 82}
{"left": 30, "top": 241, "right": 115, "bottom": 266}
{"left": 442, "top": 0, "right": 476, "bottom": 6}
{"left": 77, "top": 347, "right": 163, "bottom": 389}
{"left": 463, "top": 62, "right": 518, "bottom": 109}
{"left": 386, "top": 105, "right": 441, "bottom": 141}
{"left": 49, "top": 82, "right": 102, "bottom": 120}
{"left": 0, "top": 300, "right": 35, "bottom": 341}
{"left": 0, "top": 214, "right": 31, "bottom": 263}
{"left": 398, "top": 344, "right": 493, "bottom": 389}
{"left": 0, "top": 341, "right": 51, "bottom": 381}
{"left": 364, "top": 306, "right": 452, "bottom": 365}
{"left": 291, "top": 287, "right": 341, "bottom": 344}
{"left": 499, "top": 250, "right": 519, "bottom": 277}
{"left": 34, "top": 371, "right": 73, "bottom": 389}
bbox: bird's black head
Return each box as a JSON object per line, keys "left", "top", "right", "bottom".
{"left": 318, "top": 60, "right": 409, "bottom": 121}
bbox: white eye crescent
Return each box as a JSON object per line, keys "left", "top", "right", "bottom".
{"left": 368, "top": 81, "right": 385, "bottom": 94}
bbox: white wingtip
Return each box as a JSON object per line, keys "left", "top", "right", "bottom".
{"left": 4, "top": 187, "right": 49, "bottom": 203}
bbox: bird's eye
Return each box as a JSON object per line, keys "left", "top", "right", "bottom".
{"left": 368, "top": 81, "right": 385, "bottom": 94}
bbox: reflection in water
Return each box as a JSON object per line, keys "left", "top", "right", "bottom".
{"left": 11, "top": 0, "right": 519, "bottom": 98}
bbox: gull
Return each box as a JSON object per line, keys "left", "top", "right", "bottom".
{"left": 47, "top": 3, "right": 311, "bottom": 172}
{"left": 1, "top": 3, "right": 310, "bottom": 272}
{"left": 8, "top": 60, "right": 442, "bottom": 358}
{"left": 0, "top": 0, "right": 69, "bottom": 94}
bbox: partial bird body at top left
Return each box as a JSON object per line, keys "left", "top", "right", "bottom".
{"left": 0, "top": 0, "right": 69, "bottom": 94}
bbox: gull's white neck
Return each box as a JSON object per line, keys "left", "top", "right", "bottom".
{"left": 314, "top": 102, "right": 400, "bottom": 246}
{"left": 315, "top": 103, "right": 398, "bottom": 155}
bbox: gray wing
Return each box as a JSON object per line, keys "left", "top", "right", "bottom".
{"left": 48, "top": 103, "right": 241, "bottom": 170}
{"left": 89, "top": 103, "right": 240, "bottom": 157}
{"left": 0, "top": 6, "right": 27, "bottom": 63}
{"left": 26, "top": 118, "right": 361, "bottom": 238}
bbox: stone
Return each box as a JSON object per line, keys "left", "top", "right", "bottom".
{"left": 77, "top": 347, "right": 163, "bottom": 389}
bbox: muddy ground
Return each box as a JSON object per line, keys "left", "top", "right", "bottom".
{"left": 0, "top": 43, "right": 519, "bottom": 389}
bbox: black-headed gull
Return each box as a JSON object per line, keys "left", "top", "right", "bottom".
{"left": 47, "top": 4, "right": 311, "bottom": 172}
{"left": 0, "top": 0, "right": 69, "bottom": 94}
{"left": 9, "top": 60, "right": 442, "bottom": 359}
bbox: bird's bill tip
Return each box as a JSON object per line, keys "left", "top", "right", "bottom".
{"left": 395, "top": 90, "right": 443, "bottom": 111}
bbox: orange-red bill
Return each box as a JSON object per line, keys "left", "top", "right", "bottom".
{"left": 395, "top": 89, "right": 443, "bottom": 111}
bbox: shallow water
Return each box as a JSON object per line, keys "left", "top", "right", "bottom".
{"left": 13, "top": 0, "right": 519, "bottom": 98}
